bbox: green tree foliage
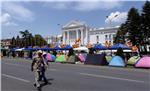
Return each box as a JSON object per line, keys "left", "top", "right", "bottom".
{"left": 11, "top": 37, "right": 16, "bottom": 48}
{"left": 19, "top": 30, "right": 31, "bottom": 47}
{"left": 16, "top": 35, "right": 21, "bottom": 47}
{"left": 126, "top": 7, "right": 141, "bottom": 46}
{"left": 141, "top": 1, "right": 150, "bottom": 45}
{"left": 115, "top": 7, "right": 141, "bottom": 45}
{"left": 11, "top": 30, "right": 47, "bottom": 48}
{"left": 34, "top": 34, "right": 47, "bottom": 47}
{"left": 114, "top": 23, "right": 127, "bottom": 43}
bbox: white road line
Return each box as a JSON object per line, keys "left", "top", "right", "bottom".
{"left": 79, "top": 73, "right": 145, "bottom": 83}
{"left": 3, "top": 62, "right": 27, "bottom": 68}
{"left": 2, "top": 74, "right": 30, "bottom": 83}
{"left": 48, "top": 69, "right": 57, "bottom": 71}
{"left": 4, "top": 63, "right": 20, "bottom": 66}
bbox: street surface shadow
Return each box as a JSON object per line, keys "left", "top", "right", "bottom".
{"left": 39, "top": 78, "right": 54, "bottom": 91}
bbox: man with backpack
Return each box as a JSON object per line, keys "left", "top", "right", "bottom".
{"left": 31, "top": 50, "right": 46, "bottom": 91}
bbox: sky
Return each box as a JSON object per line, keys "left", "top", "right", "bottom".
{"left": 1, "top": 0, "right": 147, "bottom": 39}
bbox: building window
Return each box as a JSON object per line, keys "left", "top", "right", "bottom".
{"left": 109, "top": 34, "right": 111, "bottom": 40}
{"left": 105, "top": 35, "right": 108, "bottom": 40}
{"left": 96, "top": 36, "right": 99, "bottom": 43}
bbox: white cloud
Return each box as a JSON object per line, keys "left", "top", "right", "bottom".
{"left": 105, "top": 11, "right": 127, "bottom": 24}
{"left": 44, "top": 1, "right": 122, "bottom": 11}
{"left": 2, "top": 2, "right": 34, "bottom": 22}
{"left": 1, "top": 13, "right": 18, "bottom": 26}
{"left": 1, "top": 13, "right": 11, "bottom": 23}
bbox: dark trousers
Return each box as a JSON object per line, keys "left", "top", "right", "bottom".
{"left": 39, "top": 67, "right": 48, "bottom": 83}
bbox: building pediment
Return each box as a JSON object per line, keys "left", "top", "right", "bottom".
{"left": 62, "top": 20, "right": 85, "bottom": 29}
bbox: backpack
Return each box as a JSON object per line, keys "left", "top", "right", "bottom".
{"left": 33, "top": 57, "right": 44, "bottom": 71}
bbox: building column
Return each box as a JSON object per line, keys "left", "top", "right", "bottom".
{"left": 76, "top": 30, "right": 79, "bottom": 40}
{"left": 67, "top": 31, "right": 70, "bottom": 44}
{"left": 63, "top": 32, "right": 65, "bottom": 44}
{"left": 86, "top": 27, "right": 88, "bottom": 44}
{"left": 81, "top": 29, "right": 84, "bottom": 45}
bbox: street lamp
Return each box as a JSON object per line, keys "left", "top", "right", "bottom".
{"left": 106, "top": 14, "right": 119, "bottom": 27}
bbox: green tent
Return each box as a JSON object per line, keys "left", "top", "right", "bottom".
{"left": 56, "top": 55, "right": 66, "bottom": 63}
{"left": 105, "top": 56, "right": 112, "bottom": 63}
{"left": 66, "top": 55, "right": 76, "bottom": 64}
{"left": 127, "top": 56, "right": 141, "bottom": 65}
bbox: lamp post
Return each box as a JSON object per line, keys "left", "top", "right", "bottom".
{"left": 106, "top": 14, "right": 119, "bottom": 27}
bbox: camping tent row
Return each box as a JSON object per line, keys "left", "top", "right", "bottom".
{"left": 13, "top": 45, "right": 72, "bottom": 51}
{"left": 45, "top": 52, "right": 150, "bottom": 68}
{"left": 85, "top": 54, "right": 150, "bottom": 68}
{"left": 93, "top": 43, "right": 131, "bottom": 50}
{"left": 13, "top": 43, "right": 131, "bottom": 51}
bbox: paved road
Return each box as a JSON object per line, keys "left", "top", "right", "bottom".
{"left": 1, "top": 58, "right": 150, "bottom": 91}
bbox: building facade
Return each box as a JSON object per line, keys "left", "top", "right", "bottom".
{"left": 62, "top": 20, "right": 119, "bottom": 46}
{"left": 62, "top": 20, "right": 89, "bottom": 45}
{"left": 45, "top": 35, "right": 62, "bottom": 45}
{"left": 89, "top": 27, "right": 118, "bottom": 45}
{"left": 1, "top": 39, "right": 11, "bottom": 49}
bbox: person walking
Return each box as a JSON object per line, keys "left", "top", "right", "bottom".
{"left": 31, "top": 50, "right": 44, "bottom": 91}
{"left": 39, "top": 52, "right": 48, "bottom": 84}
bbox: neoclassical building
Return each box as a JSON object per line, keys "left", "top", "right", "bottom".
{"left": 62, "top": 20, "right": 118, "bottom": 46}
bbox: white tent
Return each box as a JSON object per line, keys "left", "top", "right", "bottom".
{"left": 15, "top": 48, "right": 25, "bottom": 51}
{"left": 73, "top": 47, "right": 89, "bottom": 53}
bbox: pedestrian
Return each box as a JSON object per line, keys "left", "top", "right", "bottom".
{"left": 31, "top": 50, "right": 44, "bottom": 91}
{"left": 39, "top": 52, "right": 48, "bottom": 84}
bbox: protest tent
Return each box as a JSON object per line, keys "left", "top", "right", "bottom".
{"left": 41, "top": 46, "right": 52, "bottom": 51}
{"left": 32, "top": 46, "right": 41, "bottom": 51}
{"left": 46, "top": 53, "right": 52, "bottom": 62}
{"left": 74, "top": 47, "right": 89, "bottom": 53}
{"left": 66, "top": 55, "right": 76, "bottom": 64}
{"left": 135, "top": 56, "right": 150, "bottom": 68}
{"left": 109, "top": 56, "right": 126, "bottom": 67}
{"left": 53, "top": 45, "right": 61, "bottom": 50}
{"left": 24, "top": 46, "right": 33, "bottom": 51}
{"left": 56, "top": 55, "right": 66, "bottom": 63}
{"left": 94, "top": 44, "right": 107, "bottom": 50}
{"left": 78, "top": 53, "right": 86, "bottom": 62}
{"left": 63, "top": 45, "right": 72, "bottom": 50}
{"left": 85, "top": 54, "right": 108, "bottom": 65}
{"left": 105, "top": 56, "right": 112, "bottom": 63}
{"left": 127, "top": 56, "right": 141, "bottom": 65}
{"left": 51, "top": 55, "right": 56, "bottom": 62}
{"left": 110, "top": 43, "right": 131, "bottom": 50}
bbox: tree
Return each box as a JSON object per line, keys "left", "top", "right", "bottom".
{"left": 115, "top": 7, "right": 141, "bottom": 45}
{"left": 16, "top": 35, "right": 21, "bottom": 47}
{"left": 19, "top": 30, "right": 32, "bottom": 47}
{"left": 126, "top": 7, "right": 141, "bottom": 46}
{"left": 11, "top": 37, "right": 16, "bottom": 48}
{"left": 141, "top": 1, "right": 150, "bottom": 45}
{"left": 114, "top": 23, "right": 127, "bottom": 44}
{"left": 34, "top": 34, "right": 47, "bottom": 46}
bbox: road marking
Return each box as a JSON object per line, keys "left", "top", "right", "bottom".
{"left": 48, "top": 69, "right": 57, "bottom": 71}
{"left": 3, "top": 62, "right": 27, "bottom": 68}
{"left": 2, "top": 74, "right": 30, "bottom": 83}
{"left": 79, "top": 73, "right": 145, "bottom": 83}
{"left": 4, "top": 63, "right": 20, "bottom": 66}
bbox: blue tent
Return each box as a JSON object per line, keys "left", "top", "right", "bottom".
{"left": 24, "top": 46, "right": 33, "bottom": 51}
{"left": 53, "top": 45, "right": 61, "bottom": 50}
{"left": 63, "top": 45, "right": 72, "bottom": 50}
{"left": 12, "top": 47, "right": 20, "bottom": 51}
{"left": 51, "top": 55, "right": 56, "bottom": 62}
{"left": 41, "top": 46, "right": 52, "bottom": 51}
{"left": 32, "top": 46, "right": 41, "bottom": 50}
{"left": 110, "top": 43, "right": 131, "bottom": 50}
{"left": 94, "top": 44, "right": 107, "bottom": 50}
{"left": 109, "top": 56, "right": 126, "bottom": 67}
